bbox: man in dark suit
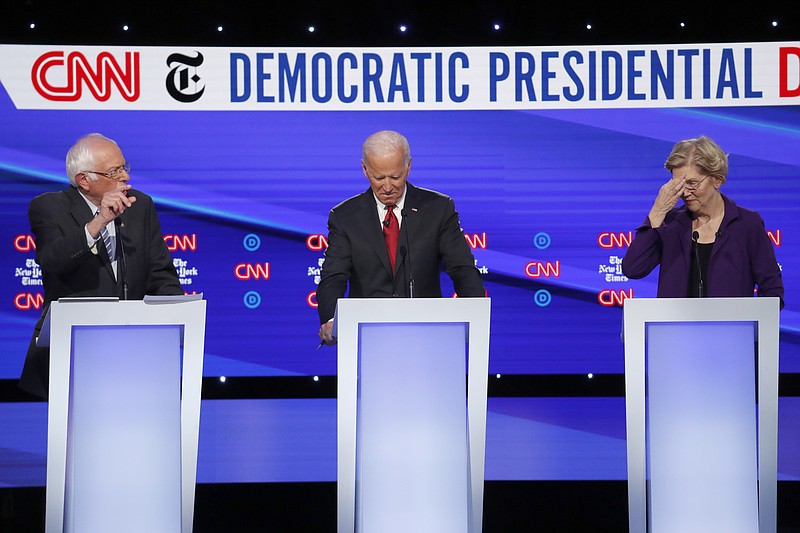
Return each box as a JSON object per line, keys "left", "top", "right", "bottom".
{"left": 20, "top": 133, "right": 183, "bottom": 399}
{"left": 317, "top": 130, "right": 485, "bottom": 345}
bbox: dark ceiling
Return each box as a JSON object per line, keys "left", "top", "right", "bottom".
{"left": 1, "top": 1, "right": 796, "bottom": 47}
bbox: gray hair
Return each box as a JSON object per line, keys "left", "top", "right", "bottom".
{"left": 362, "top": 130, "right": 410, "bottom": 164}
{"left": 65, "top": 133, "right": 119, "bottom": 187}
{"left": 664, "top": 135, "right": 729, "bottom": 184}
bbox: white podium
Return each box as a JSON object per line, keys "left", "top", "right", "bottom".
{"left": 334, "top": 297, "right": 491, "bottom": 533}
{"left": 623, "top": 297, "right": 780, "bottom": 533}
{"left": 41, "top": 297, "right": 207, "bottom": 533}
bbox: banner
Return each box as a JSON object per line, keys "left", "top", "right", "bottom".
{"left": 1, "top": 42, "right": 799, "bottom": 110}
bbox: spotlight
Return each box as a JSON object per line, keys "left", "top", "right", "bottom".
{"left": 771, "top": 20, "right": 778, "bottom": 27}
{"left": 587, "top": 373, "right": 594, "bottom": 379}
{"left": 313, "top": 375, "right": 319, "bottom": 382}
{"left": 217, "top": 26, "right": 224, "bottom": 32}
{"left": 399, "top": 24, "right": 407, "bottom": 33}
{"left": 308, "top": 25, "right": 315, "bottom": 33}
{"left": 123, "top": 25, "right": 129, "bottom": 31}
{"left": 680, "top": 22, "right": 686, "bottom": 28}
{"left": 29, "top": 23, "right": 36, "bottom": 29}
{"left": 493, "top": 23, "right": 501, "bottom": 31}
{"left": 586, "top": 23, "right": 593, "bottom": 30}
{"left": 219, "top": 376, "right": 227, "bottom": 383}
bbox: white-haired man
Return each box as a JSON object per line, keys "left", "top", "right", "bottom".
{"left": 20, "top": 133, "right": 182, "bottom": 398}
{"left": 317, "top": 130, "right": 485, "bottom": 345}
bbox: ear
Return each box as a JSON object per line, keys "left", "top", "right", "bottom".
{"left": 75, "top": 173, "right": 91, "bottom": 191}
{"left": 361, "top": 160, "right": 369, "bottom": 178}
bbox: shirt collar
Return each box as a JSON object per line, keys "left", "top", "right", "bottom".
{"left": 77, "top": 189, "right": 100, "bottom": 214}
{"left": 372, "top": 185, "right": 407, "bottom": 213}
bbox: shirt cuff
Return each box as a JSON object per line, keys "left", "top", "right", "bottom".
{"left": 84, "top": 223, "right": 100, "bottom": 248}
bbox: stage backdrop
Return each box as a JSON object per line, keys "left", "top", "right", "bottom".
{"left": 1, "top": 42, "right": 798, "bottom": 486}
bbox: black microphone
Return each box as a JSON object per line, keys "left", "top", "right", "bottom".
{"left": 692, "top": 230, "right": 703, "bottom": 298}
{"left": 401, "top": 209, "right": 414, "bottom": 298}
{"left": 383, "top": 219, "right": 390, "bottom": 227}
{"left": 116, "top": 218, "right": 128, "bottom": 300}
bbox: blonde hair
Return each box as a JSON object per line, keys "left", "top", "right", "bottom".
{"left": 664, "top": 135, "right": 728, "bottom": 183}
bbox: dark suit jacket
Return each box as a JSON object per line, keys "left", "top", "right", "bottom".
{"left": 316, "top": 182, "right": 485, "bottom": 323}
{"left": 622, "top": 194, "right": 784, "bottom": 307}
{"left": 20, "top": 186, "right": 183, "bottom": 398}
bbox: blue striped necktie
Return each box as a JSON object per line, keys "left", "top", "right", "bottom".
{"left": 97, "top": 212, "right": 115, "bottom": 262}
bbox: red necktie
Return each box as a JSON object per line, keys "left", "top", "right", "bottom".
{"left": 383, "top": 205, "right": 399, "bottom": 273}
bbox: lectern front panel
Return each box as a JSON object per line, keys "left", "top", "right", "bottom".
{"left": 356, "top": 322, "right": 469, "bottom": 533}
{"left": 66, "top": 325, "right": 182, "bottom": 533}
{"left": 645, "top": 321, "right": 758, "bottom": 533}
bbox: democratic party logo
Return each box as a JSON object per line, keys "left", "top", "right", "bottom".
{"left": 31, "top": 50, "right": 140, "bottom": 102}
{"left": 166, "top": 51, "right": 205, "bottom": 103}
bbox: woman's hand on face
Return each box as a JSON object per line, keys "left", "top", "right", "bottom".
{"left": 649, "top": 174, "right": 685, "bottom": 228}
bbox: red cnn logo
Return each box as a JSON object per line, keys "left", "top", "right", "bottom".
{"left": 766, "top": 230, "right": 781, "bottom": 246}
{"left": 31, "top": 51, "right": 140, "bottom": 102}
{"left": 306, "top": 234, "right": 328, "bottom": 251}
{"left": 15, "top": 292, "right": 44, "bottom": 311}
{"left": 235, "top": 263, "right": 271, "bottom": 280}
{"left": 597, "top": 289, "right": 633, "bottom": 307}
{"left": 307, "top": 291, "right": 318, "bottom": 308}
{"left": 464, "top": 233, "right": 487, "bottom": 249}
{"left": 14, "top": 234, "right": 36, "bottom": 252}
{"left": 598, "top": 231, "right": 634, "bottom": 248}
{"left": 525, "top": 261, "right": 560, "bottom": 278}
{"left": 164, "top": 234, "right": 197, "bottom": 252}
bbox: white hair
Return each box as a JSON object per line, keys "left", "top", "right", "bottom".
{"left": 362, "top": 130, "right": 410, "bottom": 164}
{"left": 65, "top": 133, "right": 119, "bottom": 187}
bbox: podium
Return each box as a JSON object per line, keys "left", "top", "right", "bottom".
{"left": 41, "top": 297, "right": 207, "bottom": 533}
{"left": 334, "top": 297, "right": 491, "bottom": 533}
{"left": 623, "top": 297, "right": 780, "bottom": 533}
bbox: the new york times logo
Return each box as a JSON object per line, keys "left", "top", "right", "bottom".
{"left": 166, "top": 52, "right": 205, "bottom": 102}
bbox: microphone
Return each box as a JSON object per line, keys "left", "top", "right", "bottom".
{"left": 383, "top": 219, "right": 390, "bottom": 227}
{"left": 691, "top": 230, "right": 703, "bottom": 298}
{"left": 401, "top": 209, "right": 414, "bottom": 298}
{"left": 116, "top": 218, "right": 128, "bottom": 300}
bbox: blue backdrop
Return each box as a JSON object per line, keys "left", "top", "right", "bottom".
{"left": 1, "top": 82, "right": 798, "bottom": 485}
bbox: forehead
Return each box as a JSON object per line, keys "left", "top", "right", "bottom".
{"left": 364, "top": 149, "right": 407, "bottom": 176}
{"left": 671, "top": 164, "right": 703, "bottom": 178}
{"left": 89, "top": 140, "right": 125, "bottom": 168}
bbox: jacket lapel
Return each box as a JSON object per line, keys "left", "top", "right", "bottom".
{"left": 356, "top": 190, "right": 394, "bottom": 277}
{"left": 66, "top": 187, "right": 117, "bottom": 280}
{"left": 675, "top": 208, "right": 692, "bottom": 273}
{"left": 394, "top": 183, "right": 422, "bottom": 275}
{"left": 710, "top": 195, "right": 736, "bottom": 262}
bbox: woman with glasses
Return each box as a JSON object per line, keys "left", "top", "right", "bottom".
{"left": 622, "top": 135, "right": 784, "bottom": 307}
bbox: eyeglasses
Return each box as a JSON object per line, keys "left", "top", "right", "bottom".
{"left": 684, "top": 175, "right": 710, "bottom": 191}
{"left": 83, "top": 162, "right": 131, "bottom": 181}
